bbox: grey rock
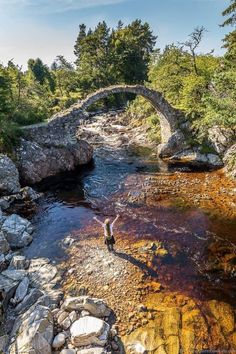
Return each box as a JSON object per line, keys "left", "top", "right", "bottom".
{"left": 167, "top": 149, "right": 223, "bottom": 168}
{"left": 0, "top": 232, "right": 10, "bottom": 254}
{"left": 9, "top": 304, "right": 53, "bottom": 354}
{"left": 0, "top": 274, "right": 19, "bottom": 310}
{"left": 0, "top": 154, "right": 21, "bottom": 196}
{"left": 0, "top": 334, "right": 9, "bottom": 353}
{"left": 36, "top": 289, "right": 63, "bottom": 309}
{"left": 0, "top": 197, "right": 11, "bottom": 210}
{"left": 21, "top": 186, "right": 40, "bottom": 201}
{"left": 0, "top": 254, "right": 7, "bottom": 272}
{"left": 17, "top": 138, "right": 93, "bottom": 184}
{"left": 11, "top": 276, "right": 29, "bottom": 305}
{"left": 70, "top": 316, "right": 110, "bottom": 347}
{"left": 52, "top": 333, "right": 66, "bottom": 349}
{"left": 1, "top": 269, "right": 27, "bottom": 281}
{"left": 15, "top": 287, "right": 44, "bottom": 314}
{"left": 9, "top": 255, "right": 27, "bottom": 269}
{"left": 60, "top": 350, "right": 77, "bottom": 354}
{"left": 1, "top": 214, "right": 34, "bottom": 249}
{"left": 206, "top": 153, "right": 223, "bottom": 167}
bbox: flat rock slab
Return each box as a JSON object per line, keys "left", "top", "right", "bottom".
{"left": 1, "top": 269, "right": 27, "bottom": 281}
{"left": 70, "top": 316, "right": 110, "bottom": 347}
{"left": 62, "top": 296, "right": 111, "bottom": 317}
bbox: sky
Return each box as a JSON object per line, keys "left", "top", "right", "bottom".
{"left": 0, "top": 0, "right": 230, "bottom": 69}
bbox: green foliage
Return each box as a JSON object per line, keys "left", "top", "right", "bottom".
{"left": 74, "top": 20, "right": 156, "bottom": 96}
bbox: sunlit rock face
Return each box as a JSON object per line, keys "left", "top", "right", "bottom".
{"left": 224, "top": 143, "right": 236, "bottom": 179}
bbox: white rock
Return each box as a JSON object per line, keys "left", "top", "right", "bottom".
{"left": 70, "top": 316, "right": 110, "bottom": 347}
{"left": 9, "top": 304, "right": 53, "bottom": 354}
{"left": 52, "top": 333, "right": 66, "bottom": 349}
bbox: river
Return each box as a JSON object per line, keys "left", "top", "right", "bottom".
{"left": 24, "top": 112, "right": 236, "bottom": 353}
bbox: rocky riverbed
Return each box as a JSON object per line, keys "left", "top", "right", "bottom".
{"left": 0, "top": 111, "right": 236, "bottom": 353}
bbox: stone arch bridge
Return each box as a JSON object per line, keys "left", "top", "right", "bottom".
{"left": 48, "top": 84, "right": 187, "bottom": 144}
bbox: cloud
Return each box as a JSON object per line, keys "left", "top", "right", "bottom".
{"left": 0, "top": 0, "right": 129, "bottom": 13}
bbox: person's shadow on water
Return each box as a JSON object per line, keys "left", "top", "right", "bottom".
{"left": 114, "top": 251, "right": 158, "bottom": 278}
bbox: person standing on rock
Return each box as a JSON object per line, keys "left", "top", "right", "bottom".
{"left": 93, "top": 215, "right": 119, "bottom": 252}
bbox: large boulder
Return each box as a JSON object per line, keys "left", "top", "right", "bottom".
{"left": 17, "top": 138, "right": 93, "bottom": 184}
{"left": 208, "top": 126, "right": 235, "bottom": 155}
{"left": 70, "top": 316, "right": 110, "bottom": 347}
{"left": 158, "top": 130, "right": 189, "bottom": 158}
{"left": 9, "top": 304, "right": 53, "bottom": 354}
{"left": 1, "top": 214, "right": 34, "bottom": 249}
{"left": 0, "top": 155, "right": 21, "bottom": 196}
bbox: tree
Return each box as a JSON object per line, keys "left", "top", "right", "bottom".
{"left": 28, "top": 58, "right": 55, "bottom": 92}
{"left": 221, "top": 0, "right": 236, "bottom": 27}
{"left": 111, "top": 20, "right": 157, "bottom": 84}
{"left": 179, "top": 26, "right": 207, "bottom": 75}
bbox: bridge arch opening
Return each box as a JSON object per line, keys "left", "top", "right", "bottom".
{"left": 78, "top": 85, "right": 184, "bottom": 144}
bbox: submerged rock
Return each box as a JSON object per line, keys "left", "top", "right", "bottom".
{"left": 0, "top": 155, "right": 21, "bottom": 196}
{"left": 70, "top": 316, "right": 110, "bottom": 347}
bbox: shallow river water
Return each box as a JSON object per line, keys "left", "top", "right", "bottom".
{"left": 24, "top": 114, "right": 236, "bottom": 353}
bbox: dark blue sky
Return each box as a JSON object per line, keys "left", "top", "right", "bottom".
{"left": 0, "top": 0, "right": 230, "bottom": 68}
